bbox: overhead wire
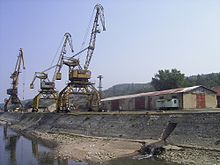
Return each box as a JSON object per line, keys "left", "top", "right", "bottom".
{"left": 50, "top": 35, "right": 65, "bottom": 67}
{"left": 22, "top": 69, "right": 26, "bottom": 101}
{"left": 79, "top": 7, "right": 96, "bottom": 55}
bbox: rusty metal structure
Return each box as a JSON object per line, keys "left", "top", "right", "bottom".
{"left": 101, "top": 85, "right": 217, "bottom": 111}
{"left": 30, "top": 33, "right": 74, "bottom": 112}
{"left": 4, "top": 48, "right": 25, "bottom": 112}
{"left": 56, "top": 4, "right": 106, "bottom": 112}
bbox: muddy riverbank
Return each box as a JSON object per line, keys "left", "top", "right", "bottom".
{"left": 0, "top": 116, "right": 146, "bottom": 163}
{"left": 19, "top": 129, "right": 144, "bottom": 163}
{"left": 0, "top": 111, "right": 220, "bottom": 164}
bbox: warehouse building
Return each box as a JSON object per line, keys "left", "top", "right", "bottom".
{"left": 101, "top": 85, "right": 217, "bottom": 111}
{"left": 212, "top": 86, "right": 220, "bottom": 108}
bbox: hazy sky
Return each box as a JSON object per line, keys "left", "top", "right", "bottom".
{"left": 1, "top": 0, "right": 220, "bottom": 102}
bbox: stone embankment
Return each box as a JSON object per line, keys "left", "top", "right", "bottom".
{"left": 0, "top": 111, "right": 220, "bottom": 164}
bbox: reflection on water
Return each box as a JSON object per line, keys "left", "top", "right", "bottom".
{"left": 3, "top": 124, "right": 20, "bottom": 165}
{"left": 0, "top": 124, "right": 87, "bottom": 165}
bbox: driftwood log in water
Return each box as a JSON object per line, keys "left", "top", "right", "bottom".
{"left": 138, "top": 122, "right": 177, "bottom": 156}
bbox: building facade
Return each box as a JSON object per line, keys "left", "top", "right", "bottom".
{"left": 212, "top": 86, "right": 220, "bottom": 108}
{"left": 101, "top": 85, "right": 217, "bottom": 111}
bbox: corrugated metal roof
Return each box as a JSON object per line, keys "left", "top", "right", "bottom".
{"left": 212, "top": 86, "right": 220, "bottom": 96}
{"left": 101, "top": 85, "right": 215, "bottom": 102}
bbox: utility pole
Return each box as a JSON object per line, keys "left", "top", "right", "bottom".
{"left": 97, "top": 74, "right": 103, "bottom": 93}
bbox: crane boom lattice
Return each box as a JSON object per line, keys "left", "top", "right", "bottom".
{"left": 4, "top": 48, "right": 25, "bottom": 112}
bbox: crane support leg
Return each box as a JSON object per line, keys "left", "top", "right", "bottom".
{"left": 32, "top": 93, "right": 41, "bottom": 112}
{"left": 57, "top": 83, "right": 101, "bottom": 112}
{"left": 4, "top": 96, "right": 23, "bottom": 112}
{"left": 57, "top": 85, "right": 73, "bottom": 112}
{"left": 32, "top": 92, "right": 58, "bottom": 112}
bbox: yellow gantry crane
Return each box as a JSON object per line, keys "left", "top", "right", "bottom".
{"left": 56, "top": 4, "right": 106, "bottom": 112}
{"left": 30, "top": 67, "right": 57, "bottom": 112}
{"left": 4, "top": 48, "right": 25, "bottom": 112}
{"left": 30, "top": 33, "right": 74, "bottom": 112}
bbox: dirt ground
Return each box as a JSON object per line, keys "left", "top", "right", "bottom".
{"left": 38, "top": 131, "right": 220, "bottom": 165}
{"left": 7, "top": 124, "right": 220, "bottom": 164}
{"left": 159, "top": 145, "right": 220, "bottom": 165}
{"left": 18, "top": 129, "right": 148, "bottom": 163}
{"left": 20, "top": 130, "right": 220, "bottom": 165}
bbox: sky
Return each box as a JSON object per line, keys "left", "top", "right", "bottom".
{"left": 1, "top": 0, "right": 220, "bottom": 102}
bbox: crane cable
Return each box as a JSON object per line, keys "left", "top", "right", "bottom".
{"left": 50, "top": 35, "right": 65, "bottom": 68}
{"left": 51, "top": 7, "right": 95, "bottom": 67}
{"left": 22, "top": 68, "right": 26, "bottom": 101}
{"left": 79, "top": 7, "right": 96, "bottom": 54}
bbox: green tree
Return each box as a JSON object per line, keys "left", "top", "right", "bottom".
{"left": 151, "top": 69, "right": 185, "bottom": 90}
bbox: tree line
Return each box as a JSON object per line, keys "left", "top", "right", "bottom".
{"left": 151, "top": 69, "right": 220, "bottom": 91}
{"left": 102, "top": 69, "right": 220, "bottom": 98}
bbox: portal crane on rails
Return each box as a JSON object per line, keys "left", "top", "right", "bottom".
{"left": 30, "top": 33, "right": 74, "bottom": 112}
{"left": 30, "top": 66, "right": 57, "bottom": 112}
{"left": 56, "top": 4, "right": 106, "bottom": 112}
{"left": 4, "top": 48, "right": 25, "bottom": 112}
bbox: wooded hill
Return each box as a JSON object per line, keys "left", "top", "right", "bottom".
{"left": 103, "top": 72, "right": 220, "bottom": 98}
